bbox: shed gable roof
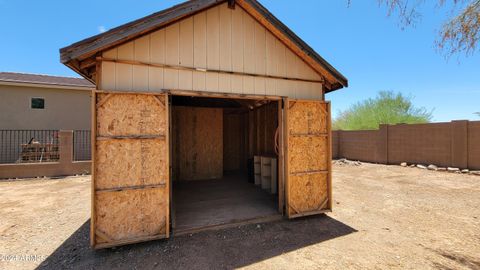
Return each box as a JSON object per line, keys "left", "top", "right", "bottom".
{"left": 60, "top": 0, "right": 347, "bottom": 92}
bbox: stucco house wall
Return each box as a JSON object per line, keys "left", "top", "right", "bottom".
{"left": 0, "top": 81, "right": 92, "bottom": 130}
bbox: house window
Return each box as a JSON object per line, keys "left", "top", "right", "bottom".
{"left": 31, "top": 98, "right": 45, "bottom": 109}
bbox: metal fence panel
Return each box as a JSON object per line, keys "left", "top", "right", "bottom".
{"left": 73, "top": 130, "right": 91, "bottom": 161}
{"left": 0, "top": 130, "right": 59, "bottom": 164}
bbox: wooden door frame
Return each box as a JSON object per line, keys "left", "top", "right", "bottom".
{"left": 277, "top": 99, "right": 285, "bottom": 214}
{"left": 281, "top": 97, "right": 289, "bottom": 215}
{"left": 167, "top": 91, "right": 286, "bottom": 234}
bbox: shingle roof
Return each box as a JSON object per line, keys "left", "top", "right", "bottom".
{"left": 0, "top": 72, "right": 94, "bottom": 88}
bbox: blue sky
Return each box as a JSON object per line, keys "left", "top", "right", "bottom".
{"left": 1, "top": 0, "right": 479, "bottom": 121}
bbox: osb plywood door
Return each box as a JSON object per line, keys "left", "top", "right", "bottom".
{"left": 92, "top": 93, "right": 170, "bottom": 248}
{"left": 285, "top": 100, "right": 332, "bottom": 218}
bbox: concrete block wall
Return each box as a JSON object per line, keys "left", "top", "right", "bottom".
{"left": 469, "top": 121, "right": 480, "bottom": 169}
{"left": 387, "top": 122, "right": 452, "bottom": 167}
{"left": 336, "top": 129, "right": 383, "bottom": 163}
{"left": 333, "top": 120, "right": 480, "bottom": 170}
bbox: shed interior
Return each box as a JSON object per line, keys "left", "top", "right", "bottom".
{"left": 170, "top": 95, "right": 281, "bottom": 233}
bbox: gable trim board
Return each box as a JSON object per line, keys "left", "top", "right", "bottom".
{"left": 60, "top": 0, "right": 347, "bottom": 93}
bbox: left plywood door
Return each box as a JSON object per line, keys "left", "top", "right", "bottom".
{"left": 92, "top": 92, "right": 170, "bottom": 249}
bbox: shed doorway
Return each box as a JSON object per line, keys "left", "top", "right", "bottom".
{"left": 170, "top": 95, "right": 283, "bottom": 234}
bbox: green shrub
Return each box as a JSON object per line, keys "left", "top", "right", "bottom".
{"left": 333, "top": 91, "right": 433, "bottom": 130}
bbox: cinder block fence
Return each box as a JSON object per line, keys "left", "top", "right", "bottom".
{"left": 332, "top": 120, "right": 480, "bottom": 170}
{"left": 0, "top": 130, "right": 91, "bottom": 179}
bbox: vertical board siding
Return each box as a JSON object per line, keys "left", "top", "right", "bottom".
{"left": 149, "top": 29, "right": 165, "bottom": 91}
{"left": 275, "top": 39, "right": 286, "bottom": 77}
{"left": 243, "top": 76, "right": 255, "bottom": 95}
{"left": 179, "top": 17, "right": 194, "bottom": 67}
{"left": 254, "top": 22, "right": 266, "bottom": 75}
{"left": 206, "top": 6, "right": 220, "bottom": 70}
{"left": 232, "top": 6, "right": 244, "bottom": 73}
{"left": 219, "top": 4, "right": 232, "bottom": 72}
{"left": 254, "top": 77, "right": 266, "bottom": 95}
{"left": 218, "top": 73, "right": 231, "bottom": 93}
{"left": 265, "top": 31, "right": 276, "bottom": 76}
{"left": 101, "top": 3, "right": 323, "bottom": 100}
{"left": 193, "top": 71, "right": 206, "bottom": 91}
{"left": 165, "top": 24, "right": 180, "bottom": 89}
{"left": 118, "top": 42, "right": 134, "bottom": 60}
{"left": 243, "top": 11, "right": 256, "bottom": 74}
{"left": 193, "top": 12, "right": 207, "bottom": 91}
{"left": 115, "top": 40, "right": 135, "bottom": 91}
{"left": 116, "top": 63, "right": 132, "bottom": 91}
{"left": 265, "top": 78, "right": 276, "bottom": 96}
{"left": 231, "top": 74, "right": 243, "bottom": 93}
{"left": 206, "top": 6, "right": 220, "bottom": 92}
{"left": 133, "top": 36, "right": 150, "bottom": 91}
{"left": 285, "top": 49, "right": 298, "bottom": 97}
{"left": 149, "top": 66, "right": 164, "bottom": 91}
{"left": 179, "top": 17, "right": 194, "bottom": 91}
{"left": 101, "top": 61, "right": 116, "bottom": 90}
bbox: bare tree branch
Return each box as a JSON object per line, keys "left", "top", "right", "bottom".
{"left": 377, "top": 0, "right": 424, "bottom": 27}
{"left": 437, "top": 0, "right": 480, "bottom": 56}
{"left": 370, "top": 0, "right": 480, "bottom": 57}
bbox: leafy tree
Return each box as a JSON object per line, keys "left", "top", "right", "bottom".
{"left": 351, "top": 0, "right": 480, "bottom": 57}
{"left": 333, "top": 91, "right": 433, "bottom": 130}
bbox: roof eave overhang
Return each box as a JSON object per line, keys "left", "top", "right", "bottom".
{"left": 60, "top": 0, "right": 225, "bottom": 65}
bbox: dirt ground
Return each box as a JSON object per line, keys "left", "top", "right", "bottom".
{"left": 1, "top": 163, "right": 479, "bottom": 270}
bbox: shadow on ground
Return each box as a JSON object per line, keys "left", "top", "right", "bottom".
{"left": 37, "top": 215, "right": 356, "bottom": 269}
{"left": 431, "top": 249, "right": 480, "bottom": 270}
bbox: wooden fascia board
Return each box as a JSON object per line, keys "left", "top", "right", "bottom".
{"left": 66, "top": 60, "right": 97, "bottom": 85}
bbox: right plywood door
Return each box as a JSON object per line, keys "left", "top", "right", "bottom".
{"left": 285, "top": 99, "right": 332, "bottom": 218}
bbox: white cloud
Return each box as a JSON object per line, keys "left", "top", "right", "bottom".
{"left": 98, "top": 26, "right": 107, "bottom": 33}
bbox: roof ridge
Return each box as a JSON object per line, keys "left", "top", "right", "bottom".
{"left": 0, "top": 71, "right": 95, "bottom": 88}
{"left": 0, "top": 71, "right": 86, "bottom": 80}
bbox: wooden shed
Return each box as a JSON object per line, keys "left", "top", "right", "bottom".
{"left": 60, "top": 0, "right": 348, "bottom": 249}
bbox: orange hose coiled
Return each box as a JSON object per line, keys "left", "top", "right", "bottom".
{"left": 274, "top": 127, "right": 279, "bottom": 156}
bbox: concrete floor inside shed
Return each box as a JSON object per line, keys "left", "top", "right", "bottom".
{"left": 172, "top": 174, "right": 279, "bottom": 234}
